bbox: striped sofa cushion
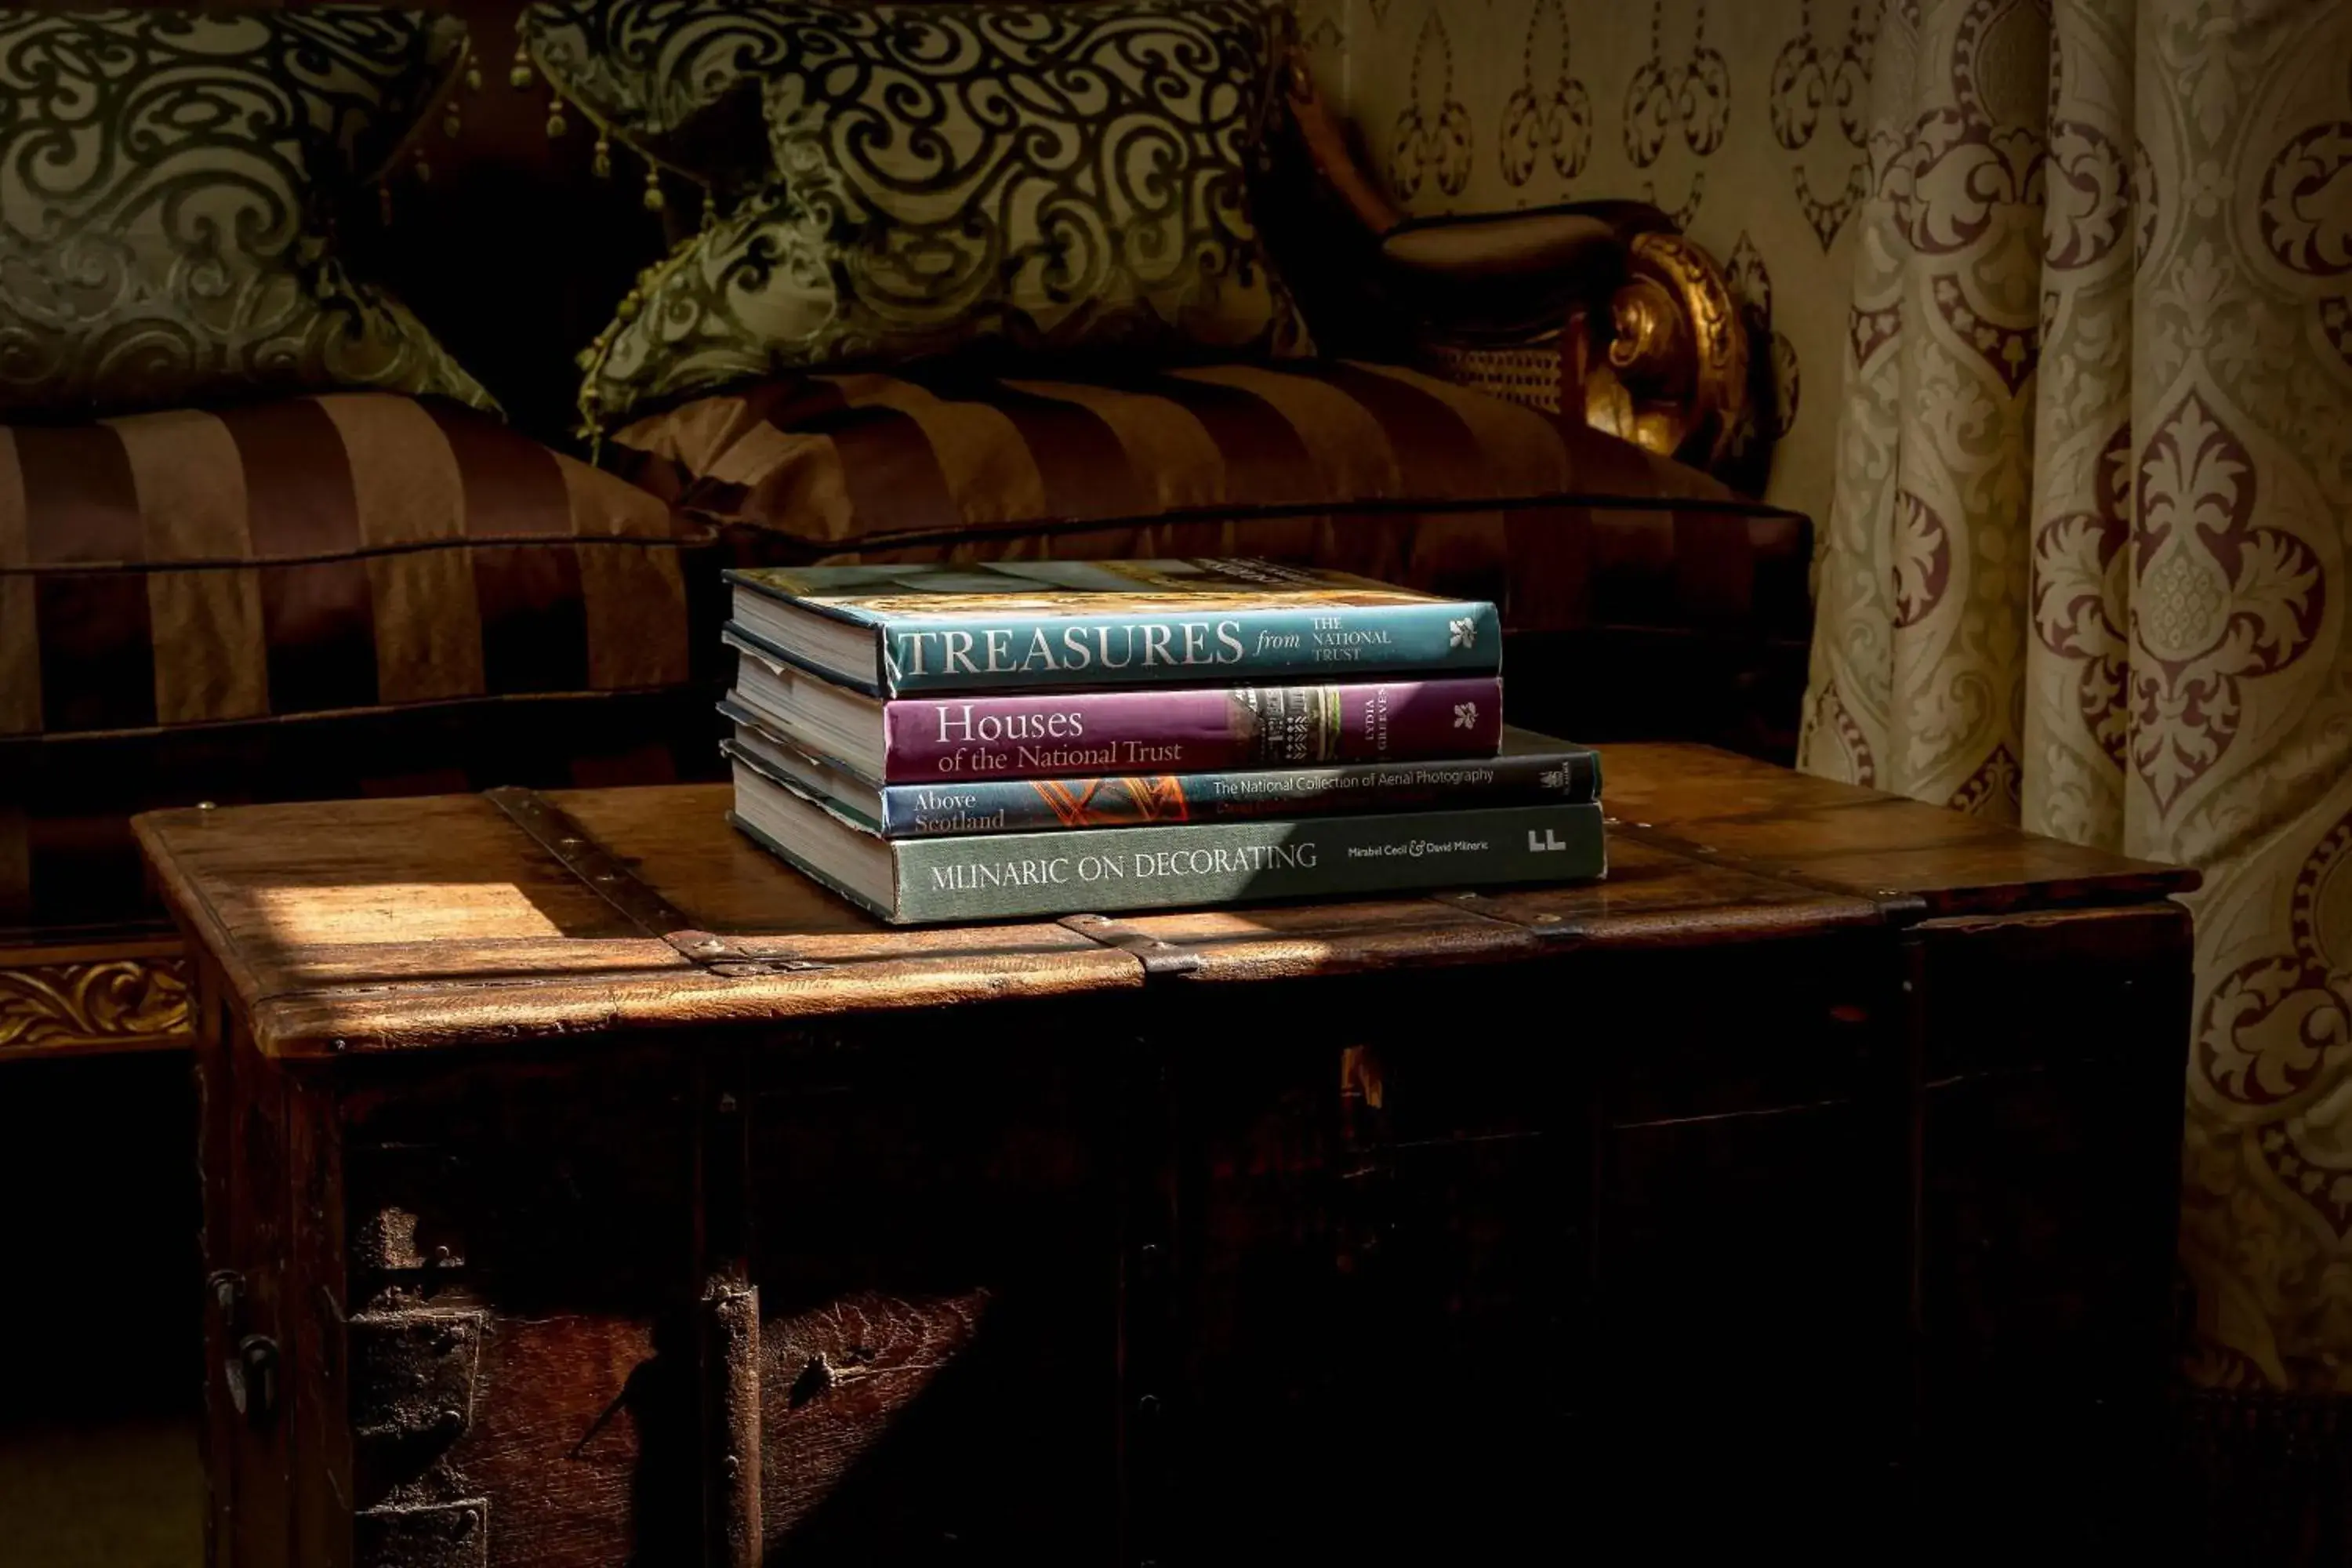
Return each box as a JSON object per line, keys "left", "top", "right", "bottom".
{"left": 612, "top": 361, "right": 1810, "bottom": 641}
{"left": 2, "top": 394, "right": 702, "bottom": 740}
{"left": 2, "top": 394, "right": 723, "bottom": 931}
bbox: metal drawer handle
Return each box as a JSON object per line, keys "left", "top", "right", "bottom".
{"left": 227, "top": 1334, "right": 279, "bottom": 1426}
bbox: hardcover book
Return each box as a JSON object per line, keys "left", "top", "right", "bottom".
{"left": 725, "top": 627, "right": 1504, "bottom": 786}
{"left": 724, "top": 558, "right": 1501, "bottom": 697}
{"left": 721, "top": 701, "right": 1601, "bottom": 839}
{"left": 730, "top": 753, "right": 1607, "bottom": 925}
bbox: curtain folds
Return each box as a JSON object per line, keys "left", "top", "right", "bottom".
{"left": 1799, "top": 0, "right": 2352, "bottom": 1388}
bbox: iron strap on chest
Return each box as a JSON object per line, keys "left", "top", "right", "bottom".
{"left": 482, "top": 786, "right": 1216, "bottom": 982}
{"left": 484, "top": 785, "right": 829, "bottom": 977}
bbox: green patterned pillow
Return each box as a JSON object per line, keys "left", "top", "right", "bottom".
{"left": 0, "top": 7, "right": 493, "bottom": 419}
{"left": 546, "top": 0, "right": 1313, "bottom": 434}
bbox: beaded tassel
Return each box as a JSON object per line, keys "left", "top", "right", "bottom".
{"left": 643, "top": 167, "right": 666, "bottom": 212}
{"left": 546, "top": 93, "right": 568, "bottom": 140}
{"left": 592, "top": 130, "right": 613, "bottom": 180}
{"left": 509, "top": 41, "right": 534, "bottom": 90}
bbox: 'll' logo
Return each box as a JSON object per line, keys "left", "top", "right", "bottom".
{"left": 1528, "top": 828, "right": 1568, "bottom": 852}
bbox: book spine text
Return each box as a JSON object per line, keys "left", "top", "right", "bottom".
{"left": 877, "top": 750, "right": 1598, "bottom": 836}
{"left": 880, "top": 679, "right": 1502, "bottom": 785}
{"left": 888, "top": 804, "right": 1605, "bottom": 922}
{"left": 881, "top": 601, "right": 1501, "bottom": 694}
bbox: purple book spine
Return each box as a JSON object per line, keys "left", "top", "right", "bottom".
{"left": 880, "top": 679, "right": 1504, "bottom": 785}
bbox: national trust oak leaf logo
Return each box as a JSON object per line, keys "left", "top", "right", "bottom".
{"left": 1454, "top": 702, "right": 1479, "bottom": 730}
{"left": 1449, "top": 616, "right": 1477, "bottom": 649}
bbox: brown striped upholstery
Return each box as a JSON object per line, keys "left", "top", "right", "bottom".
{"left": 4, "top": 365, "right": 1811, "bottom": 935}
{"left": 2, "top": 395, "right": 699, "bottom": 739}
{"left": 2, "top": 394, "right": 721, "bottom": 931}
{"left": 613, "top": 361, "right": 1810, "bottom": 645}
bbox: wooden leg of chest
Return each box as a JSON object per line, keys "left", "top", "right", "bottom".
{"left": 194, "top": 966, "right": 302, "bottom": 1568}
{"left": 1902, "top": 902, "right": 2192, "bottom": 1553}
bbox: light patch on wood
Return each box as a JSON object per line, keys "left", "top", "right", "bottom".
{"left": 248, "top": 882, "right": 572, "bottom": 942}
{"left": 762, "top": 1287, "right": 990, "bottom": 1540}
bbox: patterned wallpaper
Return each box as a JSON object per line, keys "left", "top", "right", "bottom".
{"left": 1297, "top": 0, "right": 1878, "bottom": 524}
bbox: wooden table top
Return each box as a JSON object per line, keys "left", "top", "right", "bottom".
{"left": 133, "top": 743, "right": 2194, "bottom": 1059}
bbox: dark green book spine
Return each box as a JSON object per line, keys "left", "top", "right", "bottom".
{"left": 884, "top": 803, "right": 1604, "bottom": 923}
{"left": 875, "top": 748, "right": 1598, "bottom": 836}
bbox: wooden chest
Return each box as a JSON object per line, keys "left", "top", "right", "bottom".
{"left": 138, "top": 745, "right": 2194, "bottom": 1565}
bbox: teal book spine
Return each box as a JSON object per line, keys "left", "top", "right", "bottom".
{"left": 877, "top": 601, "right": 1501, "bottom": 695}
{"left": 743, "top": 803, "right": 1604, "bottom": 924}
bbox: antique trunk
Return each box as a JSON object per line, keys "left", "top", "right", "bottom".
{"left": 139, "top": 744, "right": 2195, "bottom": 1565}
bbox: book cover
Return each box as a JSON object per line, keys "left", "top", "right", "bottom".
{"left": 731, "top": 758, "right": 1606, "bottom": 925}
{"left": 729, "top": 558, "right": 1501, "bottom": 695}
{"left": 722, "top": 706, "right": 1599, "bottom": 838}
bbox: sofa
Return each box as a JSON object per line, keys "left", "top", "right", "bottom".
{"left": 0, "top": 0, "right": 1807, "bottom": 1422}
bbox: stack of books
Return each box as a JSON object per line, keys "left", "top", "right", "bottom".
{"left": 717, "top": 560, "right": 1606, "bottom": 924}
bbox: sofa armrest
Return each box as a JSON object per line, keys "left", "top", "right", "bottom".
{"left": 1282, "top": 54, "right": 1752, "bottom": 481}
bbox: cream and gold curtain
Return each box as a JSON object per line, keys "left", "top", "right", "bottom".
{"left": 1798, "top": 0, "right": 2352, "bottom": 1388}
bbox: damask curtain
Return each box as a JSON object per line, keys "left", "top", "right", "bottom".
{"left": 1798, "top": 0, "right": 2352, "bottom": 1388}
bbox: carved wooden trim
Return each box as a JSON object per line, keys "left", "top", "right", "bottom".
{"left": 1283, "top": 42, "right": 1406, "bottom": 239}
{"left": 0, "top": 949, "right": 194, "bottom": 1058}
{"left": 1571, "top": 230, "right": 1750, "bottom": 476}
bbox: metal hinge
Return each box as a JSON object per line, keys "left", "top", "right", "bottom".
{"left": 348, "top": 1308, "right": 485, "bottom": 1446}
{"left": 1059, "top": 913, "right": 1203, "bottom": 977}
{"left": 355, "top": 1497, "right": 488, "bottom": 1568}
{"left": 666, "top": 930, "right": 830, "bottom": 978}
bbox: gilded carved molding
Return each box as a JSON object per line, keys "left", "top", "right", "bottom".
{"left": 0, "top": 955, "right": 194, "bottom": 1055}
{"left": 1577, "top": 230, "right": 1749, "bottom": 475}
